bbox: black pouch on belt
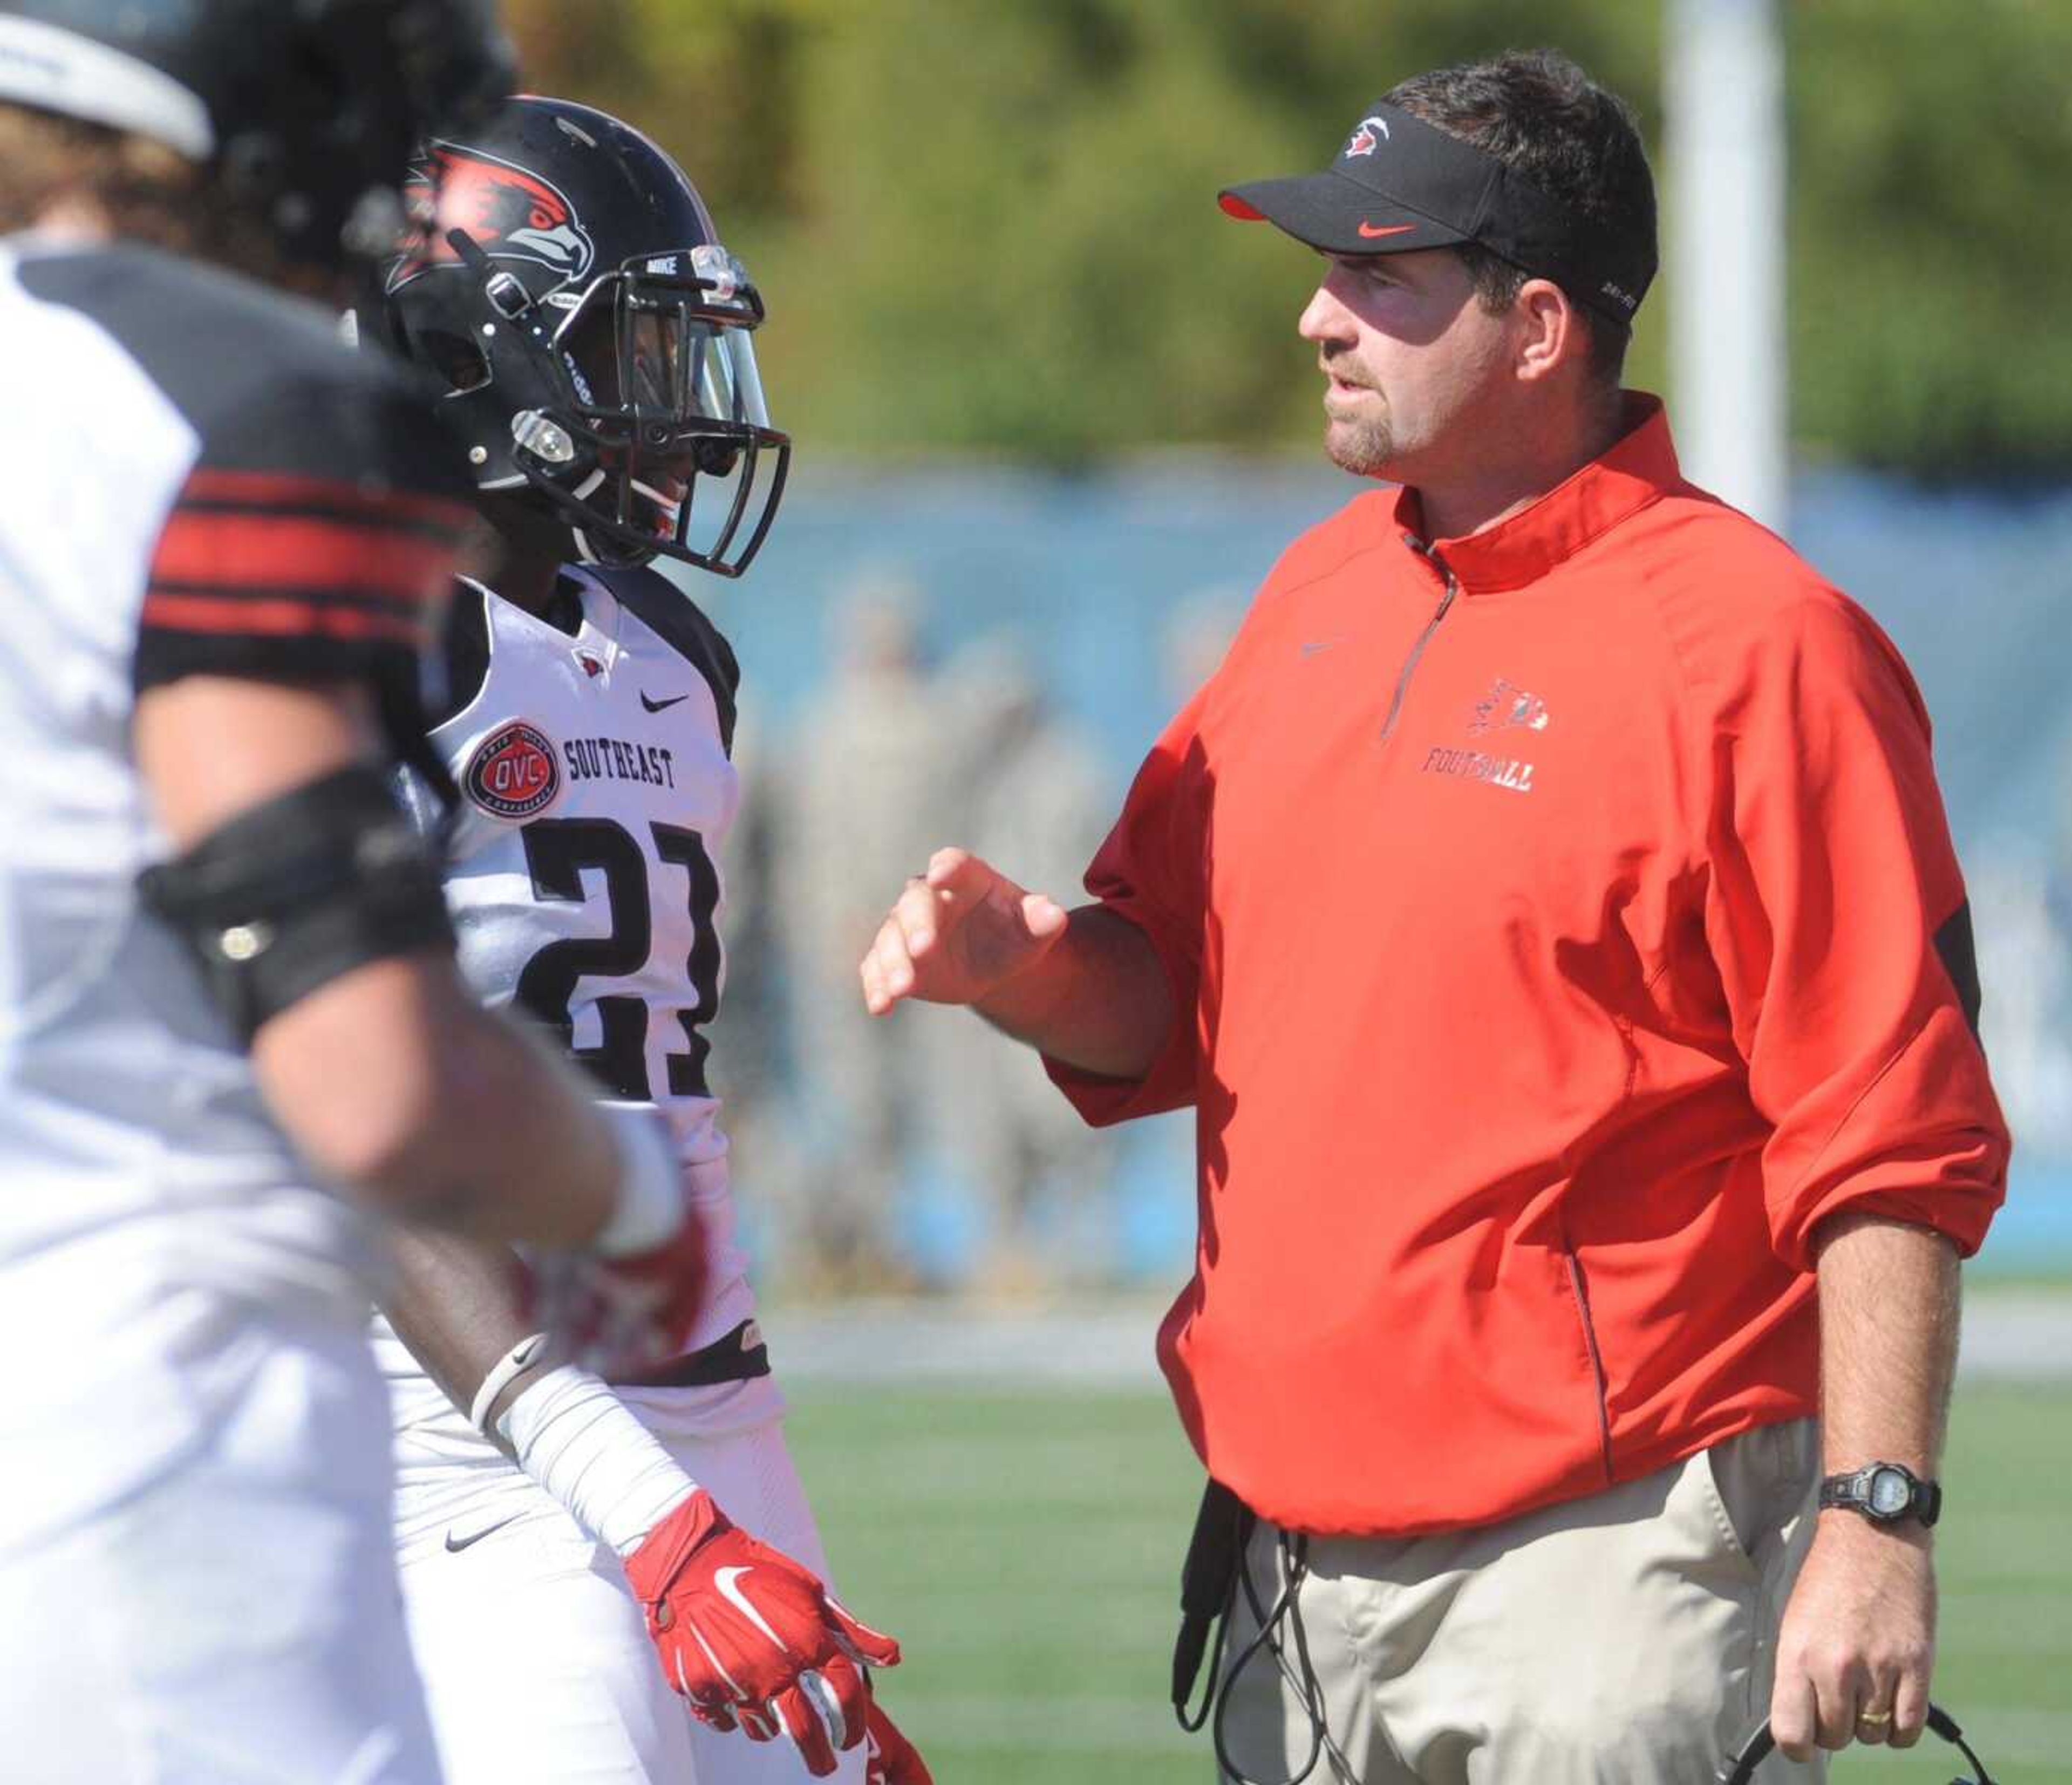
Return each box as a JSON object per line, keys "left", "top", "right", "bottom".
{"left": 1173, "top": 1476, "right": 1257, "bottom": 1728}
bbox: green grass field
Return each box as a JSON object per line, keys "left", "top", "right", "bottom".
{"left": 787, "top": 1381, "right": 2072, "bottom": 1783}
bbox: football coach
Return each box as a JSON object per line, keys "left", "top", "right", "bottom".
{"left": 858, "top": 49, "right": 2007, "bottom": 1783}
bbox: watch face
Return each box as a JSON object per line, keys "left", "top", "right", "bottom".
{"left": 1867, "top": 1467, "right": 1913, "bottom": 1517}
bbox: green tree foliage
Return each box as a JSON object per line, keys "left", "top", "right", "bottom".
{"left": 503, "top": 1, "right": 2066, "bottom": 476}
{"left": 1786, "top": 0, "right": 2072, "bottom": 478}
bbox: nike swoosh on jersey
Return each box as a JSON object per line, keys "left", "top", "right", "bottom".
{"left": 640, "top": 691, "right": 691, "bottom": 713}
{"left": 444, "top": 1512, "right": 523, "bottom": 1554}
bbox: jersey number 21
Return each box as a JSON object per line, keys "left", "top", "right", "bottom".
{"left": 513, "top": 817, "right": 721, "bottom": 1101}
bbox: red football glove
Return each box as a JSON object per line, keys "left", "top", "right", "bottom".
{"left": 521, "top": 1212, "right": 707, "bottom": 1376}
{"left": 864, "top": 1689, "right": 933, "bottom": 1785}
{"left": 623, "top": 1489, "right": 901, "bottom": 1776}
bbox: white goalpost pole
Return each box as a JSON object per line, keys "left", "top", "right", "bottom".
{"left": 1664, "top": 0, "right": 1790, "bottom": 534}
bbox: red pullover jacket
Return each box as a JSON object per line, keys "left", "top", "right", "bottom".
{"left": 1048, "top": 398, "right": 2007, "bottom": 1537}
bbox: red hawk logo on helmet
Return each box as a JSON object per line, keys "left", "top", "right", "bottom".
{"left": 387, "top": 145, "right": 596, "bottom": 292}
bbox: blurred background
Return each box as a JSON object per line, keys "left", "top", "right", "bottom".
{"left": 502, "top": 4, "right": 2071, "bottom": 1779}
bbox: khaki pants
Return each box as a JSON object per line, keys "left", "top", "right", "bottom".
{"left": 1214, "top": 1420, "right": 1824, "bottom": 1784}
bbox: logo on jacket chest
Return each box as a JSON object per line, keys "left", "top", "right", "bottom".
{"left": 1421, "top": 677, "right": 1548, "bottom": 795}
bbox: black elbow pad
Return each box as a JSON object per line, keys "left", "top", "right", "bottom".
{"left": 138, "top": 764, "right": 456, "bottom": 1045}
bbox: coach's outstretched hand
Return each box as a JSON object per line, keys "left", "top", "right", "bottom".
{"left": 860, "top": 847, "right": 1067, "bottom": 1014}
{"left": 624, "top": 1488, "right": 901, "bottom": 1776}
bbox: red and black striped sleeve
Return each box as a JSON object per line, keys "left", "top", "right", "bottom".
{"left": 12, "top": 246, "right": 473, "bottom": 697}
{"left": 133, "top": 377, "right": 474, "bottom": 696}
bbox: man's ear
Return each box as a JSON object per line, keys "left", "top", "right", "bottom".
{"left": 1514, "top": 278, "right": 1585, "bottom": 384}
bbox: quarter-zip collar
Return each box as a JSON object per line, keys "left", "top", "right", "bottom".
{"left": 1386, "top": 392, "right": 1684, "bottom": 595}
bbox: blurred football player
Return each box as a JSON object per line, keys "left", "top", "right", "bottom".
{"left": 365, "top": 96, "right": 929, "bottom": 1784}
{"left": 0, "top": 6, "right": 719, "bottom": 1782}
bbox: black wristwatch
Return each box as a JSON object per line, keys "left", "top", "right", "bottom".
{"left": 1818, "top": 1461, "right": 1941, "bottom": 1528}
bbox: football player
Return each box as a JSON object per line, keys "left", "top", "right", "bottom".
{"left": 365, "top": 96, "right": 930, "bottom": 1784}
{"left": 0, "top": 6, "right": 718, "bottom": 1782}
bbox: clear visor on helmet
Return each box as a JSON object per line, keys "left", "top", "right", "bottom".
{"left": 609, "top": 305, "right": 773, "bottom": 428}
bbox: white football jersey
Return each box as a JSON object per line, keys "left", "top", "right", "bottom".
{"left": 374, "top": 565, "right": 760, "bottom": 1435}
{"left": 0, "top": 237, "right": 472, "bottom": 1545}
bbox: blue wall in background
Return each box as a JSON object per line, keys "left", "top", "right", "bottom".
{"left": 687, "top": 458, "right": 2072, "bottom": 1275}
{"left": 704, "top": 458, "right": 2072, "bottom": 850}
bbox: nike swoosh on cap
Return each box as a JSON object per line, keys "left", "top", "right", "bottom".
{"left": 640, "top": 691, "right": 691, "bottom": 713}
{"left": 1358, "top": 221, "right": 1419, "bottom": 239}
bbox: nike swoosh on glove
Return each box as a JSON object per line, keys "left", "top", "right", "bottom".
{"left": 623, "top": 1488, "right": 901, "bottom": 1777}
{"left": 521, "top": 1213, "right": 707, "bottom": 1377}
{"left": 864, "top": 1688, "right": 933, "bottom": 1785}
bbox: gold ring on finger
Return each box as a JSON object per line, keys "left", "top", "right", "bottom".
{"left": 1856, "top": 1710, "right": 1893, "bottom": 1729}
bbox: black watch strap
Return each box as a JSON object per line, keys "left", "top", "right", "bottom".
{"left": 1818, "top": 1462, "right": 1942, "bottom": 1528}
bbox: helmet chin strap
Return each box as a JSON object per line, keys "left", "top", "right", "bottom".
{"left": 514, "top": 474, "right": 651, "bottom": 572}
{"left": 568, "top": 469, "right": 679, "bottom": 569}
{"left": 569, "top": 471, "right": 608, "bottom": 565}
{"left": 630, "top": 479, "right": 685, "bottom": 528}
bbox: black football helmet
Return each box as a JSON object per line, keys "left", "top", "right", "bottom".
{"left": 377, "top": 95, "right": 790, "bottom": 578}
{"left": 0, "top": 1, "right": 512, "bottom": 269}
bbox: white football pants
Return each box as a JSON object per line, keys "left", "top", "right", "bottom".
{"left": 0, "top": 1306, "right": 442, "bottom": 1783}
{"left": 396, "top": 1381, "right": 864, "bottom": 1784}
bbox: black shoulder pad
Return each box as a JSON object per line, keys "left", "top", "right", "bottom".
{"left": 20, "top": 243, "right": 467, "bottom": 502}
{"left": 594, "top": 565, "right": 741, "bottom": 755}
{"left": 429, "top": 581, "right": 493, "bottom": 728}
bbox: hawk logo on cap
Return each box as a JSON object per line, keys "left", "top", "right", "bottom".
{"left": 1344, "top": 115, "right": 1391, "bottom": 159}
{"left": 387, "top": 146, "right": 596, "bottom": 292}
